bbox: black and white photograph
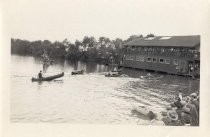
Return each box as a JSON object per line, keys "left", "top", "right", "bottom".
{"left": 1, "top": 0, "right": 210, "bottom": 136}
{"left": 9, "top": 0, "right": 200, "bottom": 126}
{"left": 10, "top": 35, "right": 200, "bottom": 126}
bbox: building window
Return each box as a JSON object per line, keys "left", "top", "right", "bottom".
{"left": 173, "top": 59, "right": 178, "bottom": 65}
{"left": 130, "top": 55, "right": 134, "bottom": 60}
{"left": 131, "top": 46, "right": 135, "bottom": 51}
{"left": 159, "top": 36, "right": 172, "bottom": 40}
{"left": 140, "top": 57, "right": 144, "bottom": 62}
{"left": 165, "top": 59, "right": 170, "bottom": 64}
{"left": 153, "top": 58, "right": 157, "bottom": 63}
{"left": 136, "top": 56, "right": 140, "bottom": 61}
{"left": 126, "top": 55, "right": 130, "bottom": 60}
{"left": 147, "top": 57, "right": 152, "bottom": 62}
{"left": 145, "top": 37, "right": 156, "bottom": 40}
{"left": 159, "top": 58, "right": 164, "bottom": 63}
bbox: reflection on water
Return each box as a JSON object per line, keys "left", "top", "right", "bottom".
{"left": 10, "top": 55, "right": 199, "bottom": 124}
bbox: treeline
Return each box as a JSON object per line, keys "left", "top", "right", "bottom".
{"left": 11, "top": 34, "right": 154, "bottom": 64}
{"left": 11, "top": 39, "right": 66, "bottom": 59}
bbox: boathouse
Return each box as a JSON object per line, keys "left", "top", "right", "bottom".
{"left": 120, "top": 35, "right": 200, "bottom": 77}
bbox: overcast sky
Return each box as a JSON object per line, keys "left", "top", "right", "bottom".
{"left": 2, "top": 0, "right": 207, "bottom": 42}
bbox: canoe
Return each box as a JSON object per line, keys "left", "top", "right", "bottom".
{"left": 111, "top": 69, "right": 122, "bottom": 73}
{"left": 105, "top": 73, "right": 122, "bottom": 77}
{"left": 133, "top": 105, "right": 150, "bottom": 115}
{"left": 140, "top": 75, "right": 163, "bottom": 80}
{"left": 133, "top": 105, "right": 156, "bottom": 119}
{"left": 31, "top": 72, "right": 64, "bottom": 82}
{"left": 71, "top": 70, "right": 84, "bottom": 75}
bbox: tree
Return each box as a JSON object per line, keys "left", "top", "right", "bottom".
{"left": 82, "top": 36, "right": 96, "bottom": 48}
{"left": 146, "top": 33, "right": 155, "bottom": 38}
{"left": 62, "top": 38, "right": 70, "bottom": 47}
{"left": 112, "top": 38, "right": 123, "bottom": 49}
{"left": 75, "top": 39, "right": 82, "bottom": 47}
{"left": 126, "top": 34, "right": 143, "bottom": 42}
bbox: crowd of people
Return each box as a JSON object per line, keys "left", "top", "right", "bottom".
{"left": 160, "top": 90, "right": 199, "bottom": 126}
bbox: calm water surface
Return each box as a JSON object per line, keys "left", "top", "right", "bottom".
{"left": 11, "top": 55, "right": 199, "bottom": 124}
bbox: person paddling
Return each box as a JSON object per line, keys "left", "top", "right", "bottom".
{"left": 38, "top": 70, "right": 43, "bottom": 78}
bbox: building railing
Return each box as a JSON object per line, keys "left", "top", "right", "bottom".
{"left": 122, "top": 48, "right": 200, "bottom": 59}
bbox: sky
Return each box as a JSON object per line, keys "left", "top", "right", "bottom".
{"left": 2, "top": 0, "right": 207, "bottom": 42}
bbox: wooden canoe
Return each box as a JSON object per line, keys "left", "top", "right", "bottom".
{"left": 71, "top": 70, "right": 84, "bottom": 75}
{"left": 133, "top": 105, "right": 156, "bottom": 119}
{"left": 140, "top": 75, "right": 163, "bottom": 80}
{"left": 133, "top": 105, "right": 150, "bottom": 116}
{"left": 31, "top": 72, "right": 64, "bottom": 82}
{"left": 105, "top": 73, "right": 122, "bottom": 77}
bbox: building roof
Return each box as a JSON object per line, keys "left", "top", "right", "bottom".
{"left": 124, "top": 35, "right": 200, "bottom": 48}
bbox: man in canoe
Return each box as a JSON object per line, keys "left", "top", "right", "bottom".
{"left": 38, "top": 70, "right": 43, "bottom": 78}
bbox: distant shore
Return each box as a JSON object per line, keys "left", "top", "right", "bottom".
{"left": 11, "top": 34, "right": 155, "bottom": 65}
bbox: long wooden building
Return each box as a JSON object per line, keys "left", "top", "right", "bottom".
{"left": 120, "top": 35, "right": 200, "bottom": 77}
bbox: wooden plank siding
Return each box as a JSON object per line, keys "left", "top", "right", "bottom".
{"left": 120, "top": 35, "right": 200, "bottom": 76}
{"left": 122, "top": 54, "right": 190, "bottom": 74}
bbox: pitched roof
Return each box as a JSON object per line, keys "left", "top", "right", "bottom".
{"left": 124, "top": 35, "right": 200, "bottom": 48}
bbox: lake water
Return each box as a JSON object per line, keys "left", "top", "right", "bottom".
{"left": 10, "top": 55, "right": 199, "bottom": 124}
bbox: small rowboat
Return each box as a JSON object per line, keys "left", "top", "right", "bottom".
{"left": 31, "top": 72, "right": 64, "bottom": 82}
{"left": 133, "top": 105, "right": 150, "bottom": 115}
{"left": 140, "top": 75, "right": 163, "bottom": 80}
{"left": 132, "top": 105, "right": 156, "bottom": 119}
{"left": 71, "top": 70, "right": 84, "bottom": 75}
{"left": 105, "top": 72, "right": 122, "bottom": 77}
{"left": 111, "top": 69, "right": 122, "bottom": 73}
